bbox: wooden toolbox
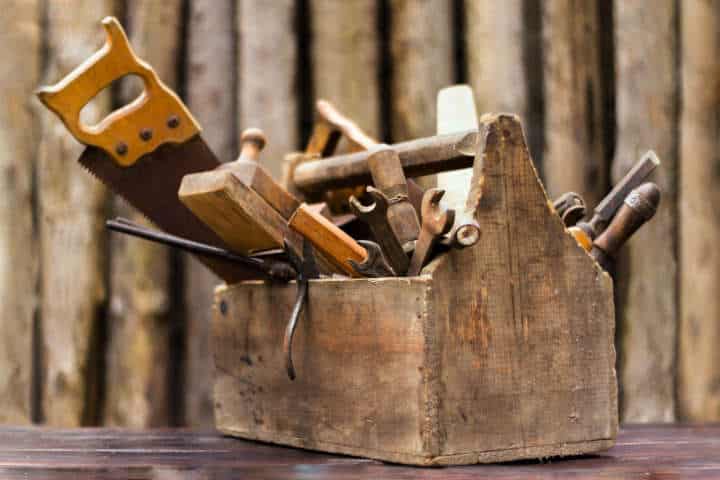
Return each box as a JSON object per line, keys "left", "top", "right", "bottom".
{"left": 211, "top": 115, "right": 617, "bottom": 466}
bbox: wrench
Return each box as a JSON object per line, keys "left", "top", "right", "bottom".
{"left": 348, "top": 240, "right": 396, "bottom": 278}
{"left": 349, "top": 186, "right": 409, "bottom": 275}
{"left": 408, "top": 188, "right": 455, "bottom": 276}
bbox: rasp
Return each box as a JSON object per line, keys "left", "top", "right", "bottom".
{"left": 35, "top": 16, "right": 249, "bottom": 282}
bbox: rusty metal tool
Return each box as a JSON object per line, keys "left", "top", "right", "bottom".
{"left": 105, "top": 218, "right": 296, "bottom": 281}
{"left": 367, "top": 145, "right": 421, "bottom": 251}
{"left": 283, "top": 239, "right": 319, "bottom": 380}
{"left": 349, "top": 187, "right": 409, "bottom": 275}
{"left": 408, "top": 188, "right": 456, "bottom": 276}
{"left": 347, "top": 240, "right": 396, "bottom": 278}
{"left": 570, "top": 150, "right": 660, "bottom": 250}
{"left": 591, "top": 183, "right": 660, "bottom": 271}
{"left": 35, "top": 16, "right": 249, "bottom": 283}
{"left": 553, "top": 192, "right": 587, "bottom": 227}
{"left": 292, "top": 130, "right": 479, "bottom": 193}
{"left": 299, "top": 100, "right": 425, "bottom": 216}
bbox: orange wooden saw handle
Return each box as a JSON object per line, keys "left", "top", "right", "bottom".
{"left": 35, "top": 16, "right": 200, "bottom": 167}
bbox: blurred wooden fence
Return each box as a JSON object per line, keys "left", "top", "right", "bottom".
{"left": 0, "top": 0, "right": 717, "bottom": 427}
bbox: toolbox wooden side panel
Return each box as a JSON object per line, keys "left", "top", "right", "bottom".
{"left": 213, "top": 277, "right": 434, "bottom": 463}
{"left": 426, "top": 115, "right": 617, "bottom": 463}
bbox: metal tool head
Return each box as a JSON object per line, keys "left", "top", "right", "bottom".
{"left": 421, "top": 188, "right": 456, "bottom": 236}
{"left": 348, "top": 186, "right": 389, "bottom": 217}
{"left": 347, "top": 240, "right": 396, "bottom": 278}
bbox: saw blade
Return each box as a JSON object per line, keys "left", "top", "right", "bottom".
{"left": 80, "top": 136, "right": 256, "bottom": 282}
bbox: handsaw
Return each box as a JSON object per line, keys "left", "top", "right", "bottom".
{"left": 35, "top": 17, "right": 249, "bottom": 283}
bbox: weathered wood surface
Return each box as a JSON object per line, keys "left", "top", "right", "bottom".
{"left": 311, "top": 0, "right": 379, "bottom": 140}
{"left": 0, "top": 425, "right": 717, "bottom": 478}
{"left": 614, "top": 0, "right": 678, "bottom": 423}
{"left": 238, "top": 0, "right": 297, "bottom": 178}
{"left": 3, "top": 0, "right": 719, "bottom": 428}
{"left": 679, "top": 0, "right": 720, "bottom": 421}
{"left": 184, "top": 0, "right": 237, "bottom": 427}
{"left": 390, "top": 0, "right": 453, "bottom": 142}
{"left": 104, "top": 0, "right": 181, "bottom": 428}
{"left": 213, "top": 116, "right": 616, "bottom": 465}
{"left": 542, "top": 0, "right": 608, "bottom": 206}
{"left": 0, "top": 0, "right": 39, "bottom": 424}
{"left": 37, "top": 0, "right": 116, "bottom": 426}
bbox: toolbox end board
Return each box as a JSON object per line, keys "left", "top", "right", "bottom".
{"left": 212, "top": 115, "right": 617, "bottom": 465}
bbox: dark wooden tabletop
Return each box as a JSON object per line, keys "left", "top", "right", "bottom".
{"left": 0, "top": 424, "right": 717, "bottom": 479}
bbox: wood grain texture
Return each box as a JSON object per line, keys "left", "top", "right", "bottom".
{"left": 238, "top": 0, "right": 297, "bottom": 178}
{"left": 310, "top": 0, "right": 379, "bottom": 140}
{"left": 104, "top": 0, "right": 181, "bottom": 427}
{"left": 426, "top": 114, "right": 616, "bottom": 462}
{"left": 464, "top": 1, "right": 527, "bottom": 117}
{"left": 614, "top": 0, "right": 678, "bottom": 422}
{"left": 452, "top": 1, "right": 530, "bottom": 211}
{"left": 389, "top": 0, "right": 453, "bottom": 141}
{"left": 0, "top": 0, "right": 39, "bottom": 424}
{"left": 37, "top": 0, "right": 116, "bottom": 427}
{"left": 542, "top": 0, "right": 608, "bottom": 206}
{"left": 678, "top": 0, "right": 720, "bottom": 421}
{"left": 184, "top": 0, "right": 236, "bottom": 427}
{"left": 179, "top": 170, "right": 295, "bottom": 254}
{"left": 0, "top": 425, "right": 715, "bottom": 478}
{"left": 214, "top": 115, "right": 616, "bottom": 464}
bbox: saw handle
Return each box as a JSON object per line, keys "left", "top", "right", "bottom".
{"left": 35, "top": 16, "right": 200, "bottom": 167}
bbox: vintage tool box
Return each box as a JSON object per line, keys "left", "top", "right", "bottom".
{"left": 211, "top": 115, "right": 617, "bottom": 466}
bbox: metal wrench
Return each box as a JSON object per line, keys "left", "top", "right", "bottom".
{"left": 349, "top": 186, "right": 409, "bottom": 275}
{"left": 408, "top": 189, "right": 455, "bottom": 276}
{"left": 347, "top": 240, "right": 396, "bottom": 278}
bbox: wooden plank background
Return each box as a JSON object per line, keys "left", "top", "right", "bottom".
{"left": 0, "top": 0, "right": 716, "bottom": 427}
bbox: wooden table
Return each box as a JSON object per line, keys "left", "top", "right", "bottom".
{"left": 0, "top": 424, "right": 716, "bottom": 479}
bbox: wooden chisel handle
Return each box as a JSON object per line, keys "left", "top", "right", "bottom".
{"left": 590, "top": 183, "right": 660, "bottom": 270}
{"left": 288, "top": 203, "right": 367, "bottom": 277}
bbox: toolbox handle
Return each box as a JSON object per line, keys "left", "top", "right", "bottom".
{"left": 36, "top": 16, "right": 200, "bottom": 167}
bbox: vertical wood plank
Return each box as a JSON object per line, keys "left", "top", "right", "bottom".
{"left": 104, "top": 0, "right": 182, "bottom": 427}
{"left": 614, "top": 0, "right": 678, "bottom": 422}
{"left": 185, "top": 0, "right": 236, "bottom": 427}
{"left": 464, "top": 1, "right": 527, "bottom": 117}
{"left": 456, "top": 1, "right": 534, "bottom": 199}
{"left": 541, "top": 0, "right": 608, "bottom": 206}
{"left": 238, "top": 0, "right": 298, "bottom": 178}
{"left": 389, "top": 0, "right": 453, "bottom": 141}
{"left": 678, "top": 0, "right": 720, "bottom": 421}
{"left": 37, "top": 0, "right": 116, "bottom": 426}
{"left": 310, "top": 0, "right": 380, "bottom": 137}
{"left": 0, "top": 0, "right": 40, "bottom": 424}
